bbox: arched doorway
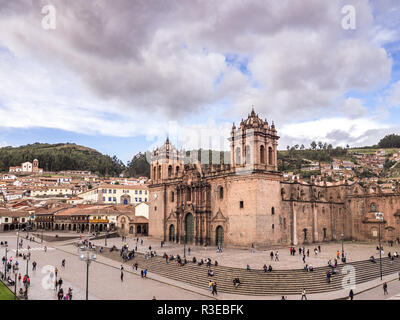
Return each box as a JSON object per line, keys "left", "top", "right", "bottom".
{"left": 185, "top": 213, "right": 194, "bottom": 244}
{"left": 216, "top": 226, "right": 224, "bottom": 247}
{"left": 169, "top": 224, "right": 175, "bottom": 242}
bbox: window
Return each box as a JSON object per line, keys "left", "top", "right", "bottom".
{"left": 219, "top": 186, "right": 223, "bottom": 200}
{"left": 108, "top": 189, "right": 112, "bottom": 193}
{"left": 272, "top": 224, "right": 274, "bottom": 229}
{"left": 139, "top": 190, "right": 142, "bottom": 194}
{"left": 139, "top": 198, "right": 142, "bottom": 202}
{"left": 268, "top": 147, "right": 274, "bottom": 165}
{"left": 240, "top": 201, "right": 244, "bottom": 208}
{"left": 271, "top": 207, "right": 275, "bottom": 215}
{"left": 145, "top": 191, "right": 147, "bottom": 194}
{"left": 135, "top": 198, "right": 138, "bottom": 202}
{"left": 145, "top": 198, "right": 147, "bottom": 202}
{"left": 5, "top": 218, "right": 8, "bottom": 222}
{"left": 108, "top": 197, "right": 111, "bottom": 201}
{"left": 113, "top": 189, "right": 116, "bottom": 194}
{"left": 113, "top": 197, "right": 116, "bottom": 202}
{"left": 135, "top": 190, "right": 138, "bottom": 194}
{"left": 171, "top": 191, "right": 175, "bottom": 202}
{"left": 154, "top": 206, "right": 157, "bottom": 211}
{"left": 103, "top": 197, "right": 105, "bottom": 201}
{"left": 260, "top": 145, "right": 265, "bottom": 164}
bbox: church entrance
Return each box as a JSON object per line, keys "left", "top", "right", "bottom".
{"left": 185, "top": 213, "right": 194, "bottom": 244}
{"left": 169, "top": 224, "right": 175, "bottom": 242}
{"left": 216, "top": 226, "right": 224, "bottom": 247}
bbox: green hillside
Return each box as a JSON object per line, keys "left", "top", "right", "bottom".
{"left": 0, "top": 143, "right": 124, "bottom": 176}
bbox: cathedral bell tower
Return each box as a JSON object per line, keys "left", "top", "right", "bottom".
{"left": 229, "top": 107, "right": 279, "bottom": 172}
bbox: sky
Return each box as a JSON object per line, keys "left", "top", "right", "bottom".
{"left": 0, "top": 0, "right": 400, "bottom": 163}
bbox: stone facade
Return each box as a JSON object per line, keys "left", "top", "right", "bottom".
{"left": 148, "top": 109, "right": 400, "bottom": 248}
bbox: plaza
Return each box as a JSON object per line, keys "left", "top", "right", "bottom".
{"left": 1, "top": 230, "right": 400, "bottom": 300}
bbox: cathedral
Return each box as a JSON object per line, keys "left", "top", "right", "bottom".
{"left": 148, "top": 109, "right": 400, "bottom": 248}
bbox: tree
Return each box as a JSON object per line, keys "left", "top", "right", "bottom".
{"left": 300, "top": 144, "right": 305, "bottom": 150}
{"left": 378, "top": 134, "right": 400, "bottom": 148}
{"left": 318, "top": 141, "right": 323, "bottom": 150}
{"left": 310, "top": 141, "right": 317, "bottom": 150}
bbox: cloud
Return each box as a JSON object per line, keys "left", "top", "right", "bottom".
{"left": 338, "top": 98, "right": 367, "bottom": 118}
{"left": 0, "top": 0, "right": 397, "bottom": 152}
{"left": 0, "top": 141, "right": 9, "bottom": 148}
{"left": 279, "top": 117, "right": 391, "bottom": 148}
{"left": 387, "top": 80, "right": 400, "bottom": 106}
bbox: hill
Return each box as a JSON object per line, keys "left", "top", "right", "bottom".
{"left": 0, "top": 143, "right": 125, "bottom": 176}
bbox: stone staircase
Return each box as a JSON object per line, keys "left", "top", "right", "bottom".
{"left": 99, "top": 249, "right": 400, "bottom": 296}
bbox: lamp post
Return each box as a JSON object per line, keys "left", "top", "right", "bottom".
{"left": 341, "top": 233, "right": 344, "bottom": 257}
{"left": 3, "top": 247, "right": 7, "bottom": 280}
{"left": 78, "top": 245, "right": 96, "bottom": 300}
{"left": 16, "top": 230, "right": 20, "bottom": 257}
{"left": 105, "top": 227, "right": 109, "bottom": 247}
{"left": 183, "top": 231, "right": 186, "bottom": 259}
{"left": 375, "top": 212, "right": 384, "bottom": 280}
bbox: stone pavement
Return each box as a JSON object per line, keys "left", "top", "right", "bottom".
{"left": 0, "top": 234, "right": 211, "bottom": 300}
{"left": 2, "top": 231, "right": 399, "bottom": 300}
{"left": 90, "top": 236, "right": 400, "bottom": 270}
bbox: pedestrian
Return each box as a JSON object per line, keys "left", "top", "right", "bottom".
{"left": 55, "top": 267, "right": 58, "bottom": 278}
{"left": 349, "top": 289, "right": 354, "bottom": 300}
{"left": 301, "top": 288, "right": 307, "bottom": 300}
{"left": 251, "top": 243, "right": 254, "bottom": 254}
{"left": 18, "top": 273, "right": 21, "bottom": 284}
{"left": 307, "top": 249, "right": 309, "bottom": 257}
{"left": 211, "top": 282, "right": 217, "bottom": 296}
{"left": 188, "top": 248, "right": 191, "bottom": 255}
{"left": 58, "top": 278, "right": 63, "bottom": 288}
{"left": 318, "top": 245, "right": 321, "bottom": 252}
{"left": 302, "top": 255, "right": 306, "bottom": 263}
{"left": 141, "top": 269, "right": 144, "bottom": 278}
{"left": 275, "top": 251, "right": 279, "bottom": 261}
{"left": 383, "top": 282, "right": 388, "bottom": 295}
{"left": 270, "top": 251, "right": 274, "bottom": 261}
{"left": 144, "top": 268, "right": 148, "bottom": 278}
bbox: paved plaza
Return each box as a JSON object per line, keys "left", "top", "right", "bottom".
{"left": 1, "top": 231, "right": 400, "bottom": 300}
{"left": 89, "top": 235, "right": 400, "bottom": 270}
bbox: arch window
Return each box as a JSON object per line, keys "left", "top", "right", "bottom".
{"left": 219, "top": 186, "right": 224, "bottom": 200}
{"left": 260, "top": 145, "right": 265, "bottom": 164}
{"left": 268, "top": 147, "right": 274, "bottom": 165}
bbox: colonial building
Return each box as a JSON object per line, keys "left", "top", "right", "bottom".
{"left": 148, "top": 108, "right": 400, "bottom": 248}
{"left": 9, "top": 159, "right": 43, "bottom": 174}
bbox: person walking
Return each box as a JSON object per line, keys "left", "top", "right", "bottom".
{"left": 383, "top": 282, "right": 388, "bottom": 295}
{"left": 211, "top": 282, "right": 218, "bottom": 296}
{"left": 349, "top": 289, "right": 354, "bottom": 300}
{"left": 270, "top": 251, "right": 274, "bottom": 261}
{"left": 301, "top": 288, "right": 307, "bottom": 300}
{"left": 275, "top": 251, "right": 279, "bottom": 261}
{"left": 55, "top": 267, "right": 58, "bottom": 278}
{"left": 144, "top": 268, "right": 148, "bottom": 278}
{"left": 251, "top": 243, "right": 255, "bottom": 254}
{"left": 141, "top": 269, "right": 144, "bottom": 278}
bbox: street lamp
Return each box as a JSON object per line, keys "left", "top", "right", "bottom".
{"left": 78, "top": 245, "right": 96, "bottom": 300}
{"left": 105, "top": 227, "right": 109, "bottom": 247}
{"left": 16, "top": 230, "right": 20, "bottom": 257}
{"left": 3, "top": 247, "right": 7, "bottom": 280}
{"left": 183, "top": 231, "right": 186, "bottom": 259}
{"left": 375, "top": 212, "right": 384, "bottom": 280}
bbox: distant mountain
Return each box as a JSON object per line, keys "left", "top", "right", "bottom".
{"left": 0, "top": 142, "right": 125, "bottom": 176}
